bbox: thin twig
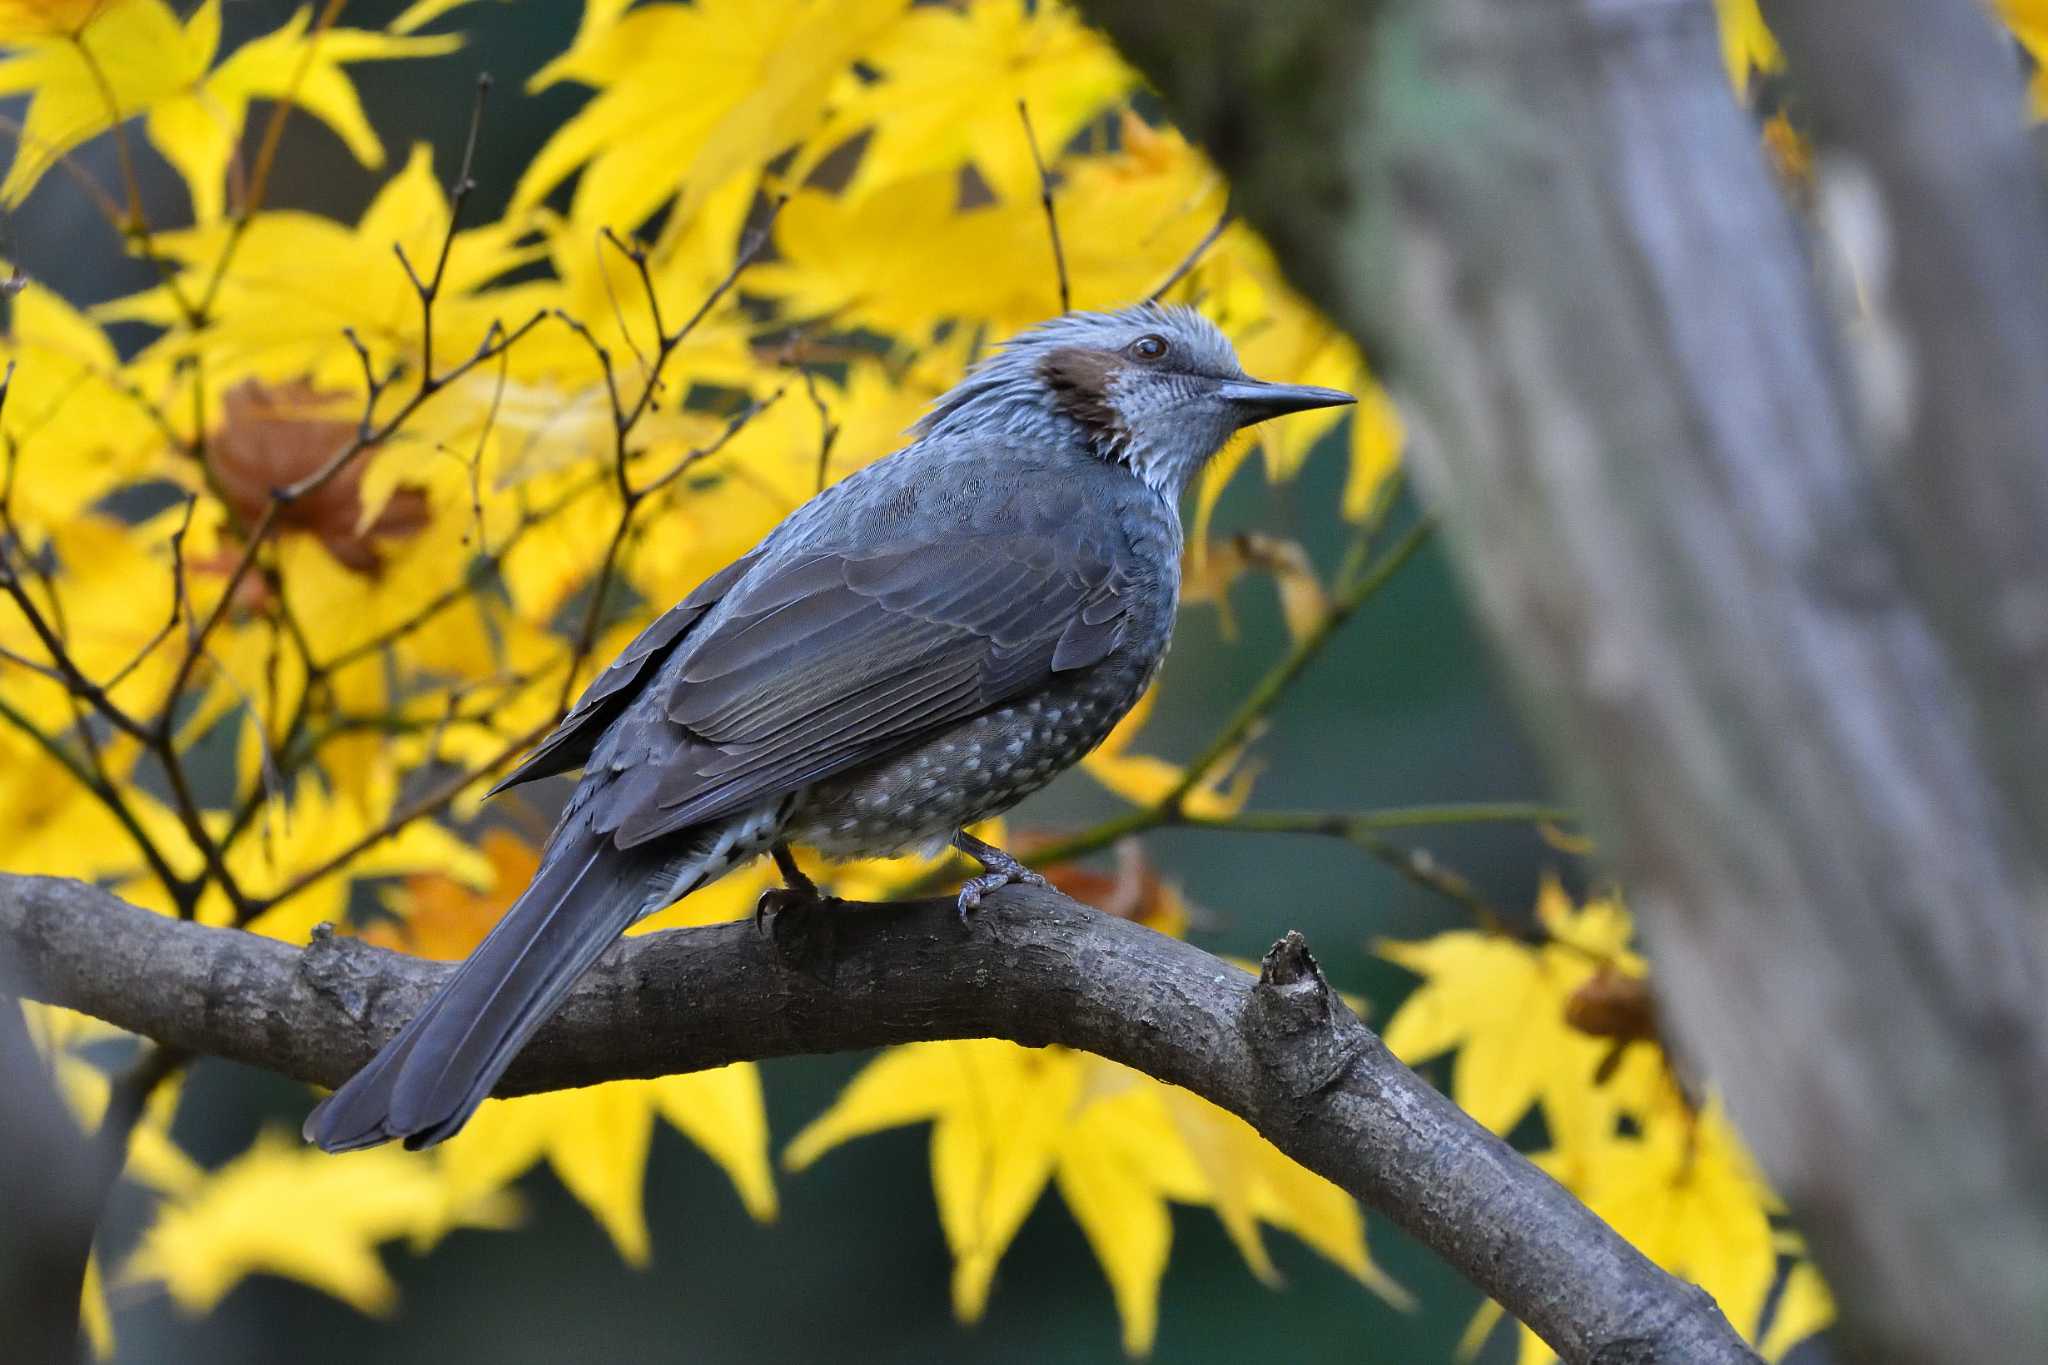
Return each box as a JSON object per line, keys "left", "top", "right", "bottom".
{"left": 398, "top": 74, "right": 492, "bottom": 387}
{"left": 239, "top": 718, "right": 558, "bottom": 923}
{"left": 0, "top": 692, "right": 190, "bottom": 903}
{"left": 553, "top": 208, "right": 785, "bottom": 710}
{"left": 800, "top": 365, "right": 840, "bottom": 493}
{"left": 1148, "top": 207, "right": 1233, "bottom": 302}
{"left": 1018, "top": 100, "right": 1070, "bottom": 313}
{"left": 599, "top": 225, "right": 663, "bottom": 380}
{"left": 907, "top": 514, "right": 1464, "bottom": 896}
{"left": 1169, "top": 514, "right": 1438, "bottom": 816}
{"left": 191, "top": 0, "right": 351, "bottom": 322}
{"left": 101, "top": 494, "right": 197, "bottom": 692}
{"left": 161, "top": 309, "right": 546, "bottom": 728}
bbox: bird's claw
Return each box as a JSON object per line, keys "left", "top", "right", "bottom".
{"left": 953, "top": 867, "right": 1049, "bottom": 922}
{"left": 754, "top": 885, "right": 815, "bottom": 931}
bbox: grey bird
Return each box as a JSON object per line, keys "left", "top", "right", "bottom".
{"left": 304, "top": 303, "right": 1352, "bottom": 1152}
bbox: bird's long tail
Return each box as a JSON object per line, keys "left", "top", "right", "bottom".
{"left": 304, "top": 826, "right": 680, "bottom": 1153}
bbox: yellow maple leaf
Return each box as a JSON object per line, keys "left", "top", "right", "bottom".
{"left": 98, "top": 140, "right": 538, "bottom": 394}
{"left": 1399, "top": 884, "right": 1836, "bottom": 1363}
{"left": 763, "top": 171, "right": 1059, "bottom": 334}
{"left": 1712, "top": 0, "right": 1781, "bottom": 99}
{"left": 0, "top": 0, "right": 207, "bottom": 206}
{"left": 1997, "top": 1, "right": 2048, "bottom": 118}
{"left": 1081, "top": 680, "right": 1255, "bottom": 819}
{"left": 764, "top": 109, "right": 1225, "bottom": 334}
{"left": 0, "top": 0, "right": 457, "bottom": 213}
{"left": 144, "top": 3, "right": 461, "bottom": 222}
{"left": 1473, "top": 1087, "right": 1828, "bottom": 1363}
{"left": 796, "top": 0, "right": 1135, "bottom": 200}
{"left": 0, "top": 268, "right": 167, "bottom": 524}
{"left": 787, "top": 1040, "right": 1407, "bottom": 1356}
{"left": 1378, "top": 874, "right": 1658, "bottom": 1137}
{"left": 122, "top": 1128, "right": 519, "bottom": 1315}
{"left": 228, "top": 767, "right": 491, "bottom": 940}
{"left": 516, "top": 0, "right": 901, "bottom": 237}
{"left": 786, "top": 885, "right": 1402, "bottom": 1356}
{"left": 1180, "top": 532, "right": 1330, "bottom": 645}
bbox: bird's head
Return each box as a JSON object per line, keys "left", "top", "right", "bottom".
{"left": 915, "top": 304, "right": 1355, "bottom": 498}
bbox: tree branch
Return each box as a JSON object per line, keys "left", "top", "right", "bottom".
{"left": 0, "top": 870, "right": 1754, "bottom": 1365}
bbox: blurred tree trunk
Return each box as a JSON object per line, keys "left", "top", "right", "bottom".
{"left": 0, "top": 970, "right": 97, "bottom": 1363}
{"left": 1081, "top": 0, "right": 2048, "bottom": 1359}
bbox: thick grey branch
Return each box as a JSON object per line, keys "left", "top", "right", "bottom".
{"left": 0, "top": 872, "right": 1754, "bottom": 1365}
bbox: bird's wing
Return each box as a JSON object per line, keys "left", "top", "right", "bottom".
{"left": 487, "top": 551, "right": 760, "bottom": 795}
{"left": 588, "top": 523, "right": 1133, "bottom": 849}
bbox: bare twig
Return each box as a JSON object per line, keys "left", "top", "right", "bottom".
{"left": 397, "top": 74, "right": 493, "bottom": 388}
{"left": 238, "top": 718, "right": 557, "bottom": 923}
{"left": 191, "top": 0, "right": 352, "bottom": 322}
{"left": 1171, "top": 515, "right": 1437, "bottom": 815}
{"left": 799, "top": 365, "right": 840, "bottom": 492}
{"left": 1018, "top": 100, "right": 1071, "bottom": 313}
{"left": 0, "top": 693, "right": 189, "bottom": 902}
{"left": 101, "top": 494, "right": 197, "bottom": 693}
{"left": 162, "top": 309, "right": 546, "bottom": 728}
{"left": 599, "top": 225, "right": 665, "bottom": 379}
{"left": 1148, "top": 206, "right": 1232, "bottom": 302}
{"left": 552, "top": 206, "right": 786, "bottom": 710}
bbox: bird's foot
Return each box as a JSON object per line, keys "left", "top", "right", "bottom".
{"left": 757, "top": 842, "right": 832, "bottom": 931}
{"left": 950, "top": 828, "right": 1049, "bottom": 922}
{"left": 754, "top": 885, "right": 810, "bottom": 931}
{"left": 954, "top": 866, "right": 1049, "bottom": 921}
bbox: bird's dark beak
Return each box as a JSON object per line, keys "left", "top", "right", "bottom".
{"left": 1217, "top": 378, "right": 1356, "bottom": 427}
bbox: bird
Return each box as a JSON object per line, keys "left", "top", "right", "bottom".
{"left": 304, "top": 303, "right": 1353, "bottom": 1153}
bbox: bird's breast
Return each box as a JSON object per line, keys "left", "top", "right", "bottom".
{"left": 787, "top": 646, "right": 1162, "bottom": 860}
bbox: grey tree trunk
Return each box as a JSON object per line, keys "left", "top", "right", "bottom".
{"left": 1082, "top": 0, "right": 2048, "bottom": 1359}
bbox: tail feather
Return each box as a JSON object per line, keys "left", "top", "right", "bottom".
{"left": 304, "top": 830, "right": 674, "bottom": 1153}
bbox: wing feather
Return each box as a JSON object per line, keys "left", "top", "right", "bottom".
{"left": 595, "top": 527, "right": 1133, "bottom": 849}
{"left": 487, "top": 551, "right": 759, "bottom": 794}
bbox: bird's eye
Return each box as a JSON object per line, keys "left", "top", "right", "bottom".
{"left": 1128, "top": 334, "right": 1170, "bottom": 362}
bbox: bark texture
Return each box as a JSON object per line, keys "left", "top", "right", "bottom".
{"left": 0, "top": 871, "right": 1757, "bottom": 1365}
{"left": 1080, "top": 0, "right": 2048, "bottom": 1358}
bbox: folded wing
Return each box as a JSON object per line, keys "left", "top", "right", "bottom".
{"left": 583, "top": 526, "right": 1132, "bottom": 849}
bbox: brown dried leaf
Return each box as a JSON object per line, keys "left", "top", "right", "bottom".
{"left": 208, "top": 379, "right": 429, "bottom": 574}
{"left": 1031, "top": 836, "right": 1193, "bottom": 937}
{"left": 1563, "top": 964, "right": 1659, "bottom": 1044}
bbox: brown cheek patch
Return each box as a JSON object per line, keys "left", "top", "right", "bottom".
{"left": 1039, "top": 346, "right": 1126, "bottom": 436}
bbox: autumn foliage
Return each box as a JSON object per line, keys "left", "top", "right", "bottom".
{"left": 8, "top": 0, "right": 1993, "bottom": 1356}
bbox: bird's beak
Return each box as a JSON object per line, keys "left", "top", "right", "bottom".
{"left": 1217, "top": 378, "right": 1356, "bottom": 426}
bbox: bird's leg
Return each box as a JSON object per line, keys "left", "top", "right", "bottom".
{"left": 756, "top": 842, "right": 823, "bottom": 929}
{"left": 771, "top": 842, "right": 819, "bottom": 897}
{"left": 952, "top": 829, "right": 1050, "bottom": 920}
